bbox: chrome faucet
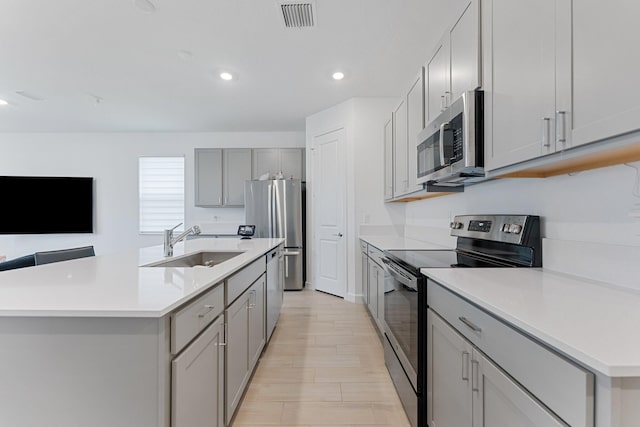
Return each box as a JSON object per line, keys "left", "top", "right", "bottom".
{"left": 164, "top": 223, "right": 201, "bottom": 257}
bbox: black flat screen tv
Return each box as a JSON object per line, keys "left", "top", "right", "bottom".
{"left": 0, "top": 176, "right": 94, "bottom": 234}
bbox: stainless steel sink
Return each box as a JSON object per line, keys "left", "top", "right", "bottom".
{"left": 144, "top": 251, "right": 244, "bottom": 268}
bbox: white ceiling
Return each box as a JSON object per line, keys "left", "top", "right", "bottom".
{"left": 0, "top": 0, "right": 456, "bottom": 132}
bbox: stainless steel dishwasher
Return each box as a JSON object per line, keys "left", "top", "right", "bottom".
{"left": 265, "top": 245, "right": 284, "bottom": 341}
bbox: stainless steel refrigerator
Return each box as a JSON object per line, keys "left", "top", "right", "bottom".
{"left": 244, "top": 179, "right": 305, "bottom": 290}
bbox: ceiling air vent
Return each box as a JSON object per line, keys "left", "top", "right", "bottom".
{"left": 279, "top": 1, "right": 315, "bottom": 28}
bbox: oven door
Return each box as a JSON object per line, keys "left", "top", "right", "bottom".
{"left": 382, "top": 258, "right": 419, "bottom": 391}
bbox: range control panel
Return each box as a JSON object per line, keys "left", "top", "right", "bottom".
{"left": 450, "top": 215, "right": 537, "bottom": 245}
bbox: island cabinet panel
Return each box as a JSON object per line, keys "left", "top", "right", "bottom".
{"left": 225, "top": 290, "right": 251, "bottom": 425}
{"left": 172, "top": 315, "right": 225, "bottom": 427}
{"left": 171, "top": 282, "right": 224, "bottom": 354}
{"left": 0, "top": 317, "right": 170, "bottom": 427}
{"left": 248, "top": 275, "right": 266, "bottom": 369}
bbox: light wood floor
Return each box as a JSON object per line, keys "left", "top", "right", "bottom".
{"left": 232, "top": 288, "right": 411, "bottom": 426}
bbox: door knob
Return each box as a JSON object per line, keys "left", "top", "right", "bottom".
{"left": 334, "top": 233, "right": 343, "bottom": 237}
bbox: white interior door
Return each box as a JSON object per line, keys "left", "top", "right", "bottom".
{"left": 312, "top": 128, "right": 346, "bottom": 298}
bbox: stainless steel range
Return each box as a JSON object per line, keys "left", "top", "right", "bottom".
{"left": 381, "top": 215, "right": 541, "bottom": 427}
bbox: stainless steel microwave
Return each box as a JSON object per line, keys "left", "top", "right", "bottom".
{"left": 416, "top": 90, "right": 485, "bottom": 187}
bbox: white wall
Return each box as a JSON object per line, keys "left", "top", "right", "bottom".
{"left": 0, "top": 132, "right": 304, "bottom": 259}
{"left": 404, "top": 162, "right": 640, "bottom": 247}
{"left": 305, "top": 97, "right": 404, "bottom": 301}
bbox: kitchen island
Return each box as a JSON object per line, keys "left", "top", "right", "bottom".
{"left": 0, "top": 237, "right": 283, "bottom": 427}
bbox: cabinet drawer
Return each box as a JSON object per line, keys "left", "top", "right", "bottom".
{"left": 227, "top": 257, "right": 266, "bottom": 305}
{"left": 367, "top": 245, "right": 385, "bottom": 267}
{"left": 171, "top": 283, "right": 224, "bottom": 355}
{"left": 428, "top": 280, "right": 594, "bottom": 427}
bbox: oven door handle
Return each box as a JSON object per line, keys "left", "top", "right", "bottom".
{"left": 381, "top": 258, "right": 418, "bottom": 291}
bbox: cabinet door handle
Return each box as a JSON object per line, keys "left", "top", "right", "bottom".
{"left": 218, "top": 197, "right": 222, "bottom": 205}
{"left": 218, "top": 323, "right": 227, "bottom": 346}
{"left": 248, "top": 290, "right": 257, "bottom": 308}
{"left": 471, "top": 359, "right": 480, "bottom": 392}
{"left": 556, "top": 111, "right": 567, "bottom": 144}
{"left": 542, "top": 117, "right": 551, "bottom": 148}
{"left": 458, "top": 316, "right": 482, "bottom": 333}
{"left": 461, "top": 351, "right": 470, "bottom": 381}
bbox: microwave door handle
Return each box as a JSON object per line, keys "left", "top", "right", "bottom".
{"left": 439, "top": 122, "right": 449, "bottom": 166}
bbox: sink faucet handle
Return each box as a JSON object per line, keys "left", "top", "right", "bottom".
{"left": 169, "top": 222, "right": 183, "bottom": 232}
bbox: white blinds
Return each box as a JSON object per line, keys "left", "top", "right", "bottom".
{"left": 139, "top": 157, "right": 185, "bottom": 234}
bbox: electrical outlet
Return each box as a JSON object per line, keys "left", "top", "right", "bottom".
{"left": 363, "top": 214, "right": 370, "bottom": 224}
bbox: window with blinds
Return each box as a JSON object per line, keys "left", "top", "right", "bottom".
{"left": 139, "top": 157, "right": 185, "bottom": 234}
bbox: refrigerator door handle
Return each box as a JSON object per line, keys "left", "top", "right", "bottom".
{"left": 267, "top": 183, "right": 274, "bottom": 238}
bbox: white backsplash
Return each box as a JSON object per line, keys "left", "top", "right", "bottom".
{"left": 543, "top": 239, "right": 640, "bottom": 292}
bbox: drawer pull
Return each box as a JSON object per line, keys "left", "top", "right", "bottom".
{"left": 197, "top": 305, "right": 216, "bottom": 318}
{"left": 459, "top": 316, "right": 482, "bottom": 333}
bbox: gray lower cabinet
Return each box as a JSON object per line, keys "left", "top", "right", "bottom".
{"left": 367, "top": 262, "right": 379, "bottom": 322}
{"left": 172, "top": 315, "right": 225, "bottom": 427}
{"left": 225, "top": 274, "right": 266, "bottom": 425}
{"left": 361, "top": 248, "right": 369, "bottom": 305}
{"left": 428, "top": 280, "right": 594, "bottom": 427}
{"left": 428, "top": 310, "right": 565, "bottom": 427}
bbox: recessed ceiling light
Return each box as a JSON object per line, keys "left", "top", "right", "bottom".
{"left": 133, "top": 0, "right": 156, "bottom": 13}
{"left": 220, "top": 72, "right": 233, "bottom": 81}
{"left": 0, "top": 99, "right": 8, "bottom": 106}
{"left": 332, "top": 72, "right": 345, "bottom": 80}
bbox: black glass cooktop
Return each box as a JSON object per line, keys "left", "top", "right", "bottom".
{"left": 385, "top": 249, "right": 511, "bottom": 276}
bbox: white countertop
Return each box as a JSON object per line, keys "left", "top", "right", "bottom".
{"left": 0, "top": 238, "right": 283, "bottom": 318}
{"left": 360, "top": 235, "right": 450, "bottom": 251}
{"left": 422, "top": 267, "right": 640, "bottom": 377}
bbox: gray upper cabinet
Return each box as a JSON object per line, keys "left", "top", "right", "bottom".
{"left": 426, "top": 38, "right": 450, "bottom": 124}
{"left": 383, "top": 118, "right": 394, "bottom": 201}
{"left": 253, "top": 148, "right": 305, "bottom": 180}
{"left": 483, "top": 0, "right": 571, "bottom": 171}
{"left": 252, "top": 149, "right": 280, "bottom": 179}
{"left": 195, "top": 148, "right": 223, "bottom": 207}
{"left": 223, "top": 149, "right": 252, "bottom": 206}
{"left": 195, "top": 148, "right": 251, "bottom": 207}
{"left": 406, "top": 71, "right": 425, "bottom": 194}
{"left": 450, "top": 0, "right": 481, "bottom": 101}
{"left": 571, "top": 1, "right": 640, "bottom": 147}
{"left": 280, "top": 148, "right": 305, "bottom": 181}
{"left": 393, "top": 98, "right": 408, "bottom": 197}
{"left": 425, "top": 0, "right": 480, "bottom": 126}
